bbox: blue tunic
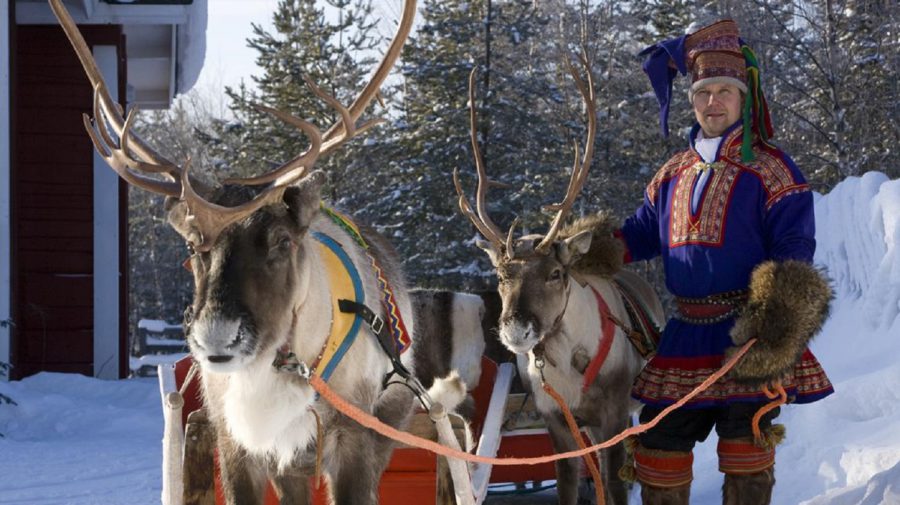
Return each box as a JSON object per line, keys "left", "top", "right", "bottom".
{"left": 621, "top": 122, "right": 834, "bottom": 408}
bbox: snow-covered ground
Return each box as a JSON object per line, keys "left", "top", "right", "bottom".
{"left": 1, "top": 172, "right": 899, "bottom": 504}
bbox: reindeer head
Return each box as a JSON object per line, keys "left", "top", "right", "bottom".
{"left": 49, "top": 0, "right": 416, "bottom": 372}
{"left": 455, "top": 55, "right": 597, "bottom": 355}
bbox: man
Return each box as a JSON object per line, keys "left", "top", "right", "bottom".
{"left": 615, "top": 20, "right": 834, "bottom": 505}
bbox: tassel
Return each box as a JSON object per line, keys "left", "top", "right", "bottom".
{"left": 618, "top": 435, "right": 639, "bottom": 482}
{"left": 755, "top": 423, "right": 787, "bottom": 451}
{"left": 618, "top": 462, "right": 637, "bottom": 483}
{"left": 623, "top": 435, "right": 639, "bottom": 454}
{"left": 740, "top": 45, "right": 776, "bottom": 162}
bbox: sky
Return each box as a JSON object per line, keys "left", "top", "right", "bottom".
{"left": 0, "top": 171, "right": 898, "bottom": 504}
{"left": 192, "top": 0, "right": 281, "bottom": 95}
{"left": 192, "top": 0, "right": 411, "bottom": 98}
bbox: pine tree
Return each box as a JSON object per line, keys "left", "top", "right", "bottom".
{"left": 373, "top": 0, "right": 594, "bottom": 290}
{"left": 206, "top": 0, "right": 385, "bottom": 195}
{"left": 718, "top": 0, "right": 900, "bottom": 186}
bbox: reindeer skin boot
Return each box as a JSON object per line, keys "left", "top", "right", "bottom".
{"left": 722, "top": 466, "right": 775, "bottom": 505}
{"left": 718, "top": 436, "right": 777, "bottom": 505}
{"left": 641, "top": 482, "right": 691, "bottom": 505}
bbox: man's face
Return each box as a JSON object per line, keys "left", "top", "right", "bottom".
{"left": 692, "top": 82, "right": 742, "bottom": 138}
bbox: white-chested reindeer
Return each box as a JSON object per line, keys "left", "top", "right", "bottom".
{"left": 48, "top": 1, "right": 445, "bottom": 503}
{"left": 454, "top": 57, "right": 665, "bottom": 504}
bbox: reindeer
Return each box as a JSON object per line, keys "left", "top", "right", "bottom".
{"left": 47, "top": 1, "right": 440, "bottom": 503}
{"left": 454, "top": 58, "right": 665, "bottom": 504}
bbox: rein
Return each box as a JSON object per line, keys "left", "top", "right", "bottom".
{"left": 305, "top": 338, "right": 758, "bottom": 467}
{"left": 532, "top": 284, "right": 613, "bottom": 505}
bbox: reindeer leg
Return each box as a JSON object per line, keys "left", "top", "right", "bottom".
{"left": 604, "top": 421, "right": 630, "bottom": 505}
{"left": 215, "top": 429, "right": 267, "bottom": 505}
{"left": 586, "top": 420, "right": 630, "bottom": 505}
{"left": 323, "top": 412, "right": 382, "bottom": 505}
{"left": 545, "top": 410, "right": 582, "bottom": 505}
{"left": 371, "top": 384, "right": 416, "bottom": 473}
{"left": 270, "top": 466, "right": 313, "bottom": 505}
{"left": 323, "top": 385, "right": 416, "bottom": 504}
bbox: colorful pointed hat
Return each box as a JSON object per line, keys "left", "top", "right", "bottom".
{"left": 640, "top": 19, "right": 774, "bottom": 161}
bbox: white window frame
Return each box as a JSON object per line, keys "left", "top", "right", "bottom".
{"left": 92, "top": 45, "right": 121, "bottom": 379}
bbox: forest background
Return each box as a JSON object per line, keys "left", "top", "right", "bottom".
{"left": 128, "top": 0, "right": 900, "bottom": 335}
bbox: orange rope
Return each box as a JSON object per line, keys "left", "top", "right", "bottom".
{"left": 752, "top": 381, "right": 787, "bottom": 442}
{"left": 307, "top": 339, "right": 758, "bottom": 466}
{"left": 542, "top": 381, "right": 605, "bottom": 505}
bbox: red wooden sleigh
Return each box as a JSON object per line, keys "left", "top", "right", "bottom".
{"left": 159, "top": 355, "right": 516, "bottom": 504}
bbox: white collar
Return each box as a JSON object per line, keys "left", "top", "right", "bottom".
{"left": 695, "top": 129, "right": 722, "bottom": 164}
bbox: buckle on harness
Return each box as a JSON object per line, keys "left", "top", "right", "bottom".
{"left": 371, "top": 314, "right": 385, "bottom": 335}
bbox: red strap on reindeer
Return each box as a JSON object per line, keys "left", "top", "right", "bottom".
{"left": 582, "top": 286, "right": 617, "bottom": 393}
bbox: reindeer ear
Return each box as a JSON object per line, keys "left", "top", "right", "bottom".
{"left": 284, "top": 170, "right": 326, "bottom": 227}
{"left": 165, "top": 197, "right": 195, "bottom": 243}
{"left": 559, "top": 230, "right": 593, "bottom": 265}
{"left": 475, "top": 239, "right": 504, "bottom": 266}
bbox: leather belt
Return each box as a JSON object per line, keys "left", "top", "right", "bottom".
{"left": 674, "top": 290, "right": 748, "bottom": 325}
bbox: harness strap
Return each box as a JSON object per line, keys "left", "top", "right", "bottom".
{"left": 581, "top": 286, "right": 617, "bottom": 393}
{"left": 321, "top": 205, "right": 412, "bottom": 355}
{"left": 338, "top": 299, "right": 412, "bottom": 384}
{"left": 612, "top": 277, "right": 662, "bottom": 358}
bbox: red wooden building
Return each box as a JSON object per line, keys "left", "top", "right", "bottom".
{"left": 1, "top": 0, "right": 207, "bottom": 380}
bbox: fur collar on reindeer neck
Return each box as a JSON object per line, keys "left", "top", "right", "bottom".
{"left": 559, "top": 211, "right": 624, "bottom": 278}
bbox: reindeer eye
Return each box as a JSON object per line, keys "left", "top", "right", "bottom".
{"left": 270, "top": 232, "right": 295, "bottom": 255}
{"left": 549, "top": 269, "right": 563, "bottom": 282}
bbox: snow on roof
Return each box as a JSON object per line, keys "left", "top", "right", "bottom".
{"left": 16, "top": 0, "right": 208, "bottom": 106}
{"left": 175, "top": 0, "right": 207, "bottom": 95}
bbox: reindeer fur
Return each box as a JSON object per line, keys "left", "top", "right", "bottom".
{"left": 172, "top": 173, "right": 421, "bottom": 504}
{"left": 410, "top": 289, "right": 487, "bottom": 394}
{"left": 559, "top": 212, "right": 624, "bottom": 278}
{"left": 726, "top": 260, "right": 833, "bottom": 385}
{"left": 485, "top": 232, "right": 664, "bottom": 505}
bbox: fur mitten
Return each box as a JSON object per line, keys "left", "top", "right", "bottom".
{"left": 559, "top": 211, "right": 623, "bottom": 278}
{"left": 725, "top": 260, "right": 832, "bottom": 385}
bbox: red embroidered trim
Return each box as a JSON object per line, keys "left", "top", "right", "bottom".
{"left": 632, "top": 351, "right": 833, "bottom": 405}
{"left": 718, "top": 438, "right": 775, "bottom": 474}
{"left": 669, "top": 162, "right": 740, "bottom": 247}
{"left": 634, "top": 449, "right": 694, "bottom": 487}
{"left": 647, "top": 151, "right": 693, "bottom": 204}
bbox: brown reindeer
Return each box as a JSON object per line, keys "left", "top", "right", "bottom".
{"left": 454, "top": 57, "right": 665, "bottom": 504}
{"left": 47, "top": 1, "right": 439, "bottom": 503}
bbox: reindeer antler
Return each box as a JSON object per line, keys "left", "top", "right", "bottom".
{"left": 453, "top": 68, "right": 511, "bottom": 256}
{"left": 534, "top": 52, "right": 597, "bottom": 254}
{"left": 48, "top": 0, "right": 417, "bottom": 251}
{"left": 455, "top": 53, "right": 597, "bottom": 260}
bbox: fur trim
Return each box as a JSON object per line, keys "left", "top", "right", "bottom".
{"left": 726, "top": 260, "right": 833, "bottom": 385}
{"left": 756, "top": 424, "right": 786, "bottom": 451}
{"left": 618, "top": 435, "right": 640, "bottom": 483}
{"left": 559, "top": 211, "right": 624, "bottom": 278}
{"left": 426, "top": 371, "right": 467, "bottom": 413}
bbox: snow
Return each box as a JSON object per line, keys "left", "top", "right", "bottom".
{"left": 1, "top": 172, "right": 899, "bottom": 504}
{"left": 175, "top": 0, "right": 208, "bottom": 95}
{"left": 137, "top": 319, "right": 183, "bottom": 333}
